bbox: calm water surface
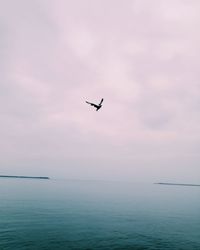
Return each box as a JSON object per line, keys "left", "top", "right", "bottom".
{"left": 0, "top": 179, "right": 199, "bottom": 250}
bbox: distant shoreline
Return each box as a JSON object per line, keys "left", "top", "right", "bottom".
{"left": 155, "top": 182, "right": 200, "bottom": 187}
{"left": 0, "top": 175, "right": 49, "bottom": 180}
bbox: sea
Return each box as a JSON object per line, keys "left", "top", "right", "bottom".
{"left": 0, "top": 178, "right": 199, "bottom": 250}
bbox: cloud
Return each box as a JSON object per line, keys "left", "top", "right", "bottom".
{"left": 0, "top": 0, "right": 200, "bottom": 181}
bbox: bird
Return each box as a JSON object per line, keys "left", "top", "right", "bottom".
{"left": 86, "top": 98, "right": 104, "bottom": 111}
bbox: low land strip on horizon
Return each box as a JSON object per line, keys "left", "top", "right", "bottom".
{"left": 0, "top": 175, "right": 49, "bottom": 179}
{"left": 155, "top": 182, "right": 200, "bottom": 187}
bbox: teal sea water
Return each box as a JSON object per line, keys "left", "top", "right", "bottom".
{"left": 0, "top": 178, "right": 200, "bottom": 250}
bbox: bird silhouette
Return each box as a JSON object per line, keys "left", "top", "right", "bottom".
{"left": 86, "top": 98, "right": 104, "bottom": 111}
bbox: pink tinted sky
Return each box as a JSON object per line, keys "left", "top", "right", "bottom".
{"left": 0, "top": 0, "right": 200, "bottom": 182}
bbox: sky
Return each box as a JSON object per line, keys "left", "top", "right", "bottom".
{"left": 0, "top": 0, "right": 200, "bottom": 182}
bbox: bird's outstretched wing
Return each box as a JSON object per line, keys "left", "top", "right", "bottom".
{"left": 86, "top": 101, "right": 99, "bottom": 108}
{"left": 99, "top": 98, "right": 104, "bottom": 105}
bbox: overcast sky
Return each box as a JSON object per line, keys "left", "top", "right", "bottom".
{"left": 0, "top": 0, "right": 200, "bottom": 182}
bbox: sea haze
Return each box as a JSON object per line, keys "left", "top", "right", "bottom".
{"left": 0, "top": 178, "right": 200, "bottom": 250}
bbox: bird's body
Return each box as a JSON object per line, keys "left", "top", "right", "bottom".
{"left": 86, "top": 98, "right": 104, "bottom": 111}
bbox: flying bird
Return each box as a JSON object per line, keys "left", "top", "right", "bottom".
{"left": 86, "top": 98, "right": 104, "bottom": 111}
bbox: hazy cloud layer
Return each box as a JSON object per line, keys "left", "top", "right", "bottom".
{"left": 0, "top": 0, "right": 200, "bottom": 182}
